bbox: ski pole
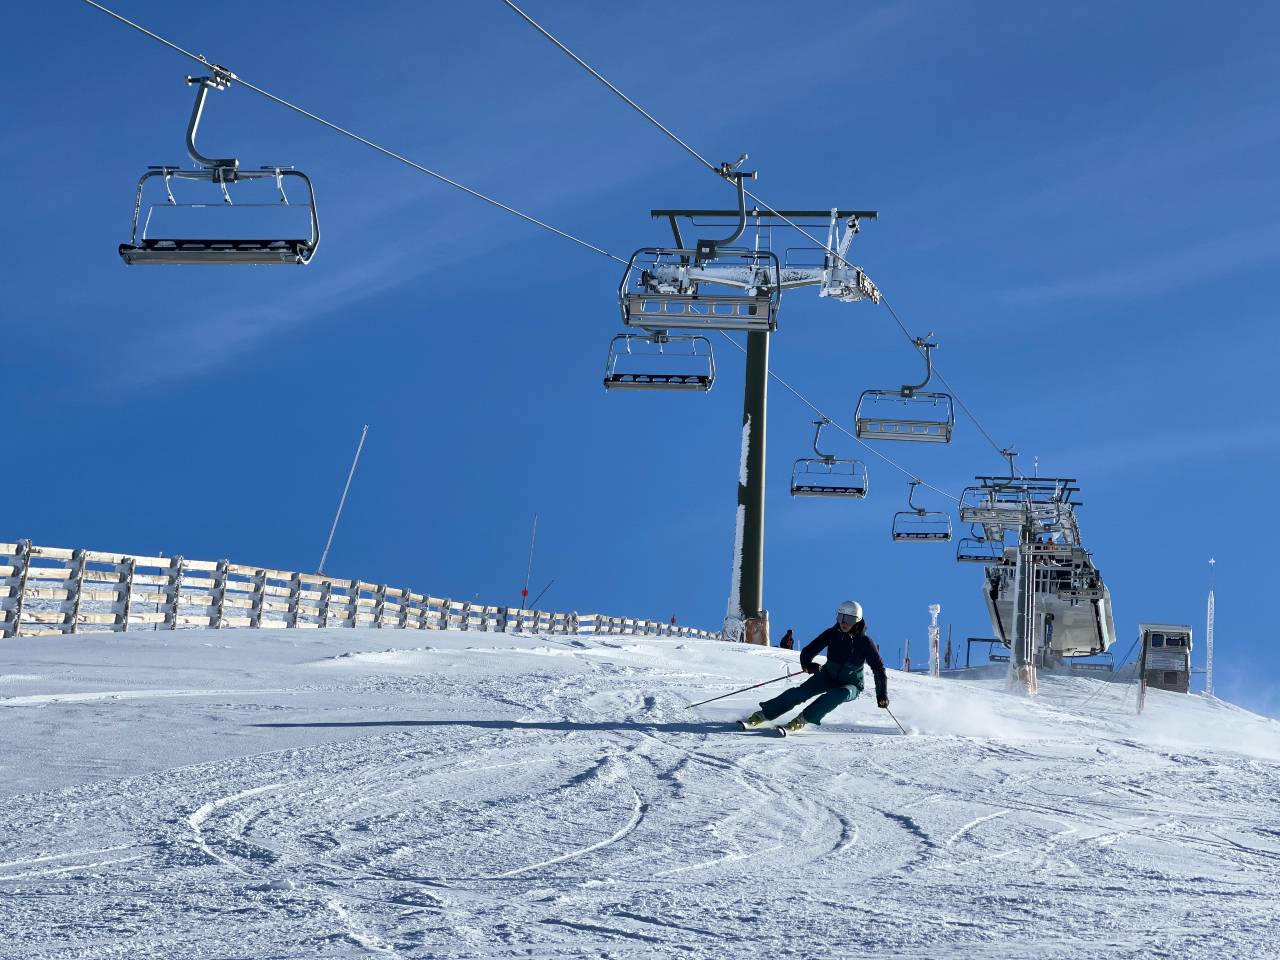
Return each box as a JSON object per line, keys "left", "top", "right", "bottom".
{"left": 688, "top": 671, "right": 802, "bottom": 709}
{"left": 884, "top": 705, "right": 908, "bottom": 735}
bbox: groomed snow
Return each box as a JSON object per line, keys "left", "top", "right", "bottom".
{"left": 1, "top": 628, "right": 1277, "bottom": 958}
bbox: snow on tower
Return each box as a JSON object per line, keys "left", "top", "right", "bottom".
{"left": 928, "top": 604, "right": 941, "bottom": 678}
{"left": 1206, "top": 558, "right": 1216, "bottom": 698}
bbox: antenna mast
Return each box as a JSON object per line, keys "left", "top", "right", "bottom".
{"left": 1206, "top": 558, "right": 1216, "bottom": 697}
{"left": 318, "top": 424, "right": 368, "bottom": 575}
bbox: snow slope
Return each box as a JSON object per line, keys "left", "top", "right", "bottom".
{"left": 1, "top": 628, "right": 1277, "bottom": 959}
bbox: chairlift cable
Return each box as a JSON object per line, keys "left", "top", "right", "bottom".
{"left": 500, "top": 0, "right": 721, "bottom": 176}
{"left": 499, "top": 0, "right": 1016, "bottom": 470}
{"left": 79, "top": 0, "right": 626, "bottom": 265}
{"left": 715, "top": 333, "right": 960, "bottom": 505}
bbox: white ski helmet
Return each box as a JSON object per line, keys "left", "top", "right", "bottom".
{"left": 836, "top": 600, "right": 863, "bottom": 625}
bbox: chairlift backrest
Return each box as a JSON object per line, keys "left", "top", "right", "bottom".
{"left": 603, "top": 333, "right": 715, "bottom": 392}
{"left": 620, "top": 247, "right": 781, "bottom": 333}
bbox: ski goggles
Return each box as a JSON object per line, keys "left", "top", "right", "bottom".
{"left": 837, "top": 612, "right": 860, "bottom": 628}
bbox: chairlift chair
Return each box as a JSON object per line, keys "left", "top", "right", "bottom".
{"left": 603, "top": 332, "right": 715, "bottom": 392}
{"left": 119, "top": 74, "right": 319, "bottom": 266}
{"left": 789, "top": 418, "right": 868, "bottom": 498}
{"left": 956, "top": 535, "right": 1004, "bottom": 564}
{"left": 891, "top": 481, "right": 953, "bottom": 542}
{"left": 620, "top": 158, "right": 780, "bottom": 333}
{"left": 855, "top": 337, "right": 954, "bottom": 442}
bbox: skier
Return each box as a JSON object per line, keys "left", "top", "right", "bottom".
{"left": 778, "top": 629, "right": 795, "bottom": 650}
{"left": 739, "top": 601, "right": 888, "bottom": 735}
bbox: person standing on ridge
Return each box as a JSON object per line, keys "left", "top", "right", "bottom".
{"left": 739, "top": 601, "right": 888, "bottom": 735}
{"left": 779, "top": 629, "right": 795, "bottom": 650}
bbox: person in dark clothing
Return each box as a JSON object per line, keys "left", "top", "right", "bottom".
{"left": 778, "top": 629, "right": 795, "bottom": 650}
{"left": 739, "top": 600, "right": 889, "bottom": 734}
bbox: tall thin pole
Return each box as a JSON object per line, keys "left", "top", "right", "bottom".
{"left": 521, "top": 513, "right": 538, "bottom": 609}
{"left": 317, "top": 424, "right": 368, "bottom": 575}
{"left": 1206, "top": 557, "right": 1216, "bottom": 697}
{"left": 729, "top": 329, "right": 770, "bottom": 641}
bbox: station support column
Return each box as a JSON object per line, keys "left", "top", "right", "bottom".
{"left": 735, "top": 330, "right": 770, "bottom": 645}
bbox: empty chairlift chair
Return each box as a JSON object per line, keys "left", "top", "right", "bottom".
{"left": 619, "top": 159, "right": 780, "bottom": 334}
{"left": 855, "top": 337, "right": 954, "bottom": 442}
{"left": 955, "top": 532, "right": 1004, "bottom": 564}
{"left": 790, "top": 418, "right": 868, "bottom": 498}
{"left": 119, "top": 73, "right": 319, "bottom": 266}
{"left": 603, "top": 333, "right": 715, "bottom": 392}
{"left": 892, "top": 481, "right": 953, "bottom": 542}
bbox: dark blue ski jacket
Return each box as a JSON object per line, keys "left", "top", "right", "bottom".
{"left": 800, "top": 625, "right": 888, "bottom": 700}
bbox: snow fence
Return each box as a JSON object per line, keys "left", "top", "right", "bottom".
{"left": 0, "top": 541, "right": 720, "bottom": 641}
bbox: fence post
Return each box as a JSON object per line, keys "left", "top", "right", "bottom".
{"left": 164, "top": 556, "right": 184, "bottom": 630}
{"left": 64, "top": 548, "right": 87, "bottom": 635}
{"left": 373, "top": 584, "right": 388, "bottom": 628}
{"left": 439, "top": 599, "right": 451, "bottom": 631}
{"left": 210, "top": 560, "right": 229, "bottom": 629}
{"left": 115, "top": 556, "right": 137, "bottom": 632}
{"left": 249, "top": 569, "right": 267, "bottom": 629}
{"left": 318, "top": 578, "right": 332, "bottom": 628}
{"left": 398, "top": 588, "right": 411, "bottom": 629}
{"left": 346, "top": 580, "right": 361, "bottom": 628}
{"left": 3, "top": 540, "right": 32, "bottom": 638}
{"left": 287, "top": 571, "right": 303, "bottom": 628}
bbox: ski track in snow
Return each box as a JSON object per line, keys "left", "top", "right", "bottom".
{"left": 0, "top": 627, "right": 1277, "bottom": 958}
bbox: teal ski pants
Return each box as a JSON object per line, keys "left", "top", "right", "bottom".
{"left": 759, "top": 669, "right": 862, "bottom": 725}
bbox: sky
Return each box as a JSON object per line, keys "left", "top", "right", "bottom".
{"left": 3, "top": 2, "right": 1278, "bottom": 713}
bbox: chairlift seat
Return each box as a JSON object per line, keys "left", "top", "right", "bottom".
{"left": 119, "top": 238, "right": 314, "bottom": 265}
{"left": 792, "top": 482, "right": 868, "bottom": 498}
{"left": 892, "top": 527, "right": 953, "bottom": 542}
{"left": 604, "top": 372, "right": 712, "bottom": 391}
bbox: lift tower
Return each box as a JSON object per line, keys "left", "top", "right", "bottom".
{"left": 637, "top": 203, "right": 879, "bottom": 643}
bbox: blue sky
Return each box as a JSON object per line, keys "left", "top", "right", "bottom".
{"left": 4, "top": 2, "right": 1278, "bottom": 713}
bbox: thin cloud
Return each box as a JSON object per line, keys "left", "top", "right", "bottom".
{"left": 998, "top": 220, "right": 1280, "bottom": 304}
{"left": 1051, "top": 423, "right": 1280, "bottom": 478}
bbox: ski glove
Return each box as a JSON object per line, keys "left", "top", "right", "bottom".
{"left": 803, "top": 663, "right": 820, "bottom": 675}
{"left": 877, "top": 696, "right": 889, "bottom": 709}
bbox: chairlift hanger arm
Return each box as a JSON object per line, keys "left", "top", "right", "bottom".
{"left": 185, "top": 74, "right": 239, "bottom": 174}
{"left": 693, "top": 157, "right": 754, "bottom": 262}
{"left": 811, "top": 418, "right": 835, "bottom": 461}
{"left": 902, "top": 336, "right": 938, "bottom": 396}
